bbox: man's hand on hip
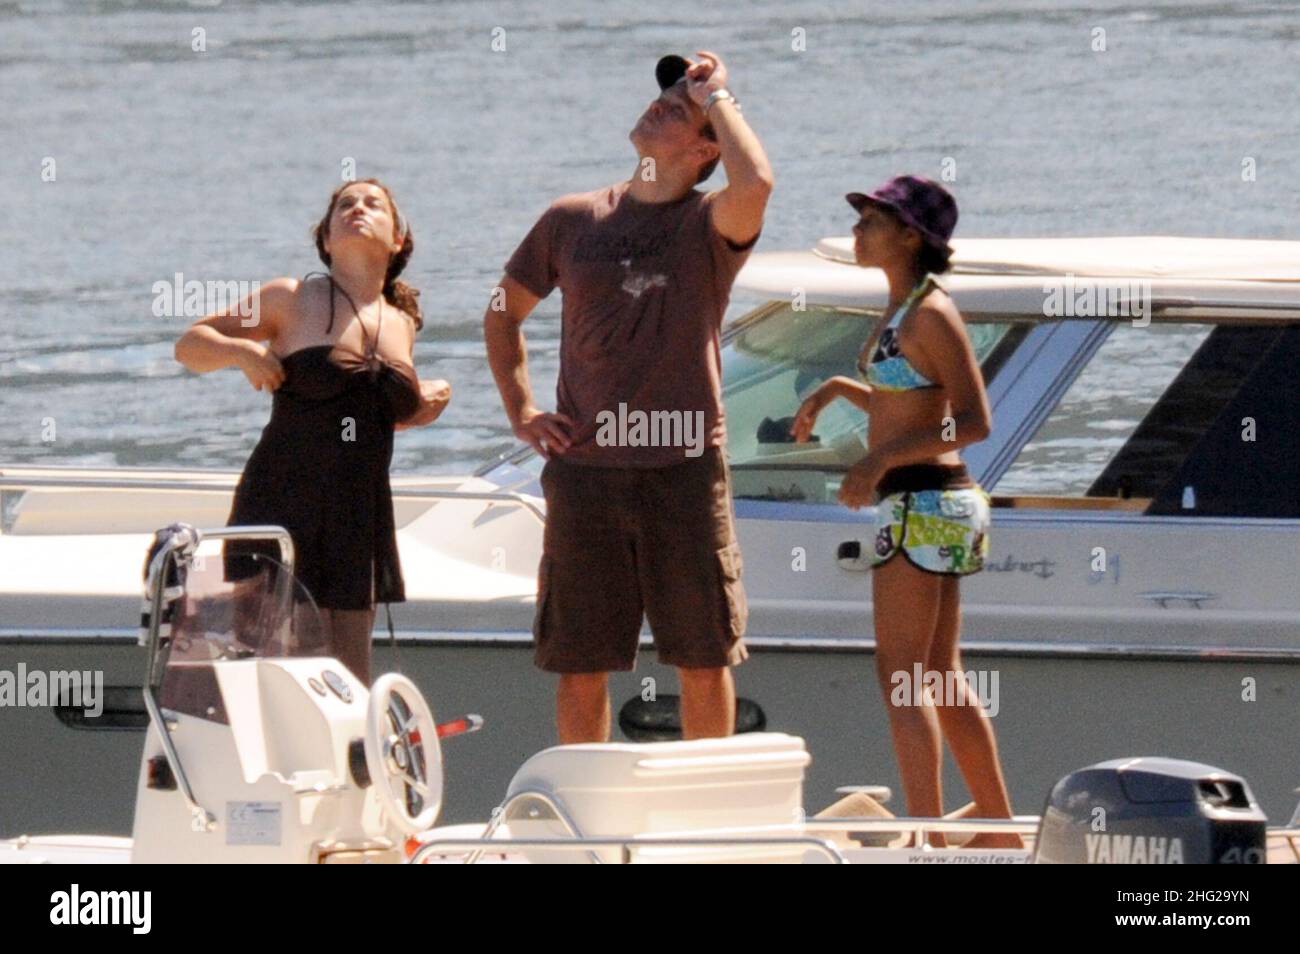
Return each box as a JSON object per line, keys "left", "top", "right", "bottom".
{"left": 516, "top": 407, "right": 576, "bottom": 459}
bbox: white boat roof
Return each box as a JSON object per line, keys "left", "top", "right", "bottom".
{"left": 816, "top": 236, "right": 1300, "bottom": 279}
{"left": 734, "top": 236, "right": 1300, "bottom": 315}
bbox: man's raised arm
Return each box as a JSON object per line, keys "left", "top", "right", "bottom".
{"left": 688, "top": 50, "right": 774, "bottom": 246}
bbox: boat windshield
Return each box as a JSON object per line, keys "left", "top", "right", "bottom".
{"left": 479, "top": 301, "right": 1022, "bottom": 501}
{"left": 154, "top": 537, "right": 329, "bottom": 722}
{"left": 722, "top": 303, "right": 1018, "bottom": 502}
{"left": 480, "top": 300, "right": 1024, "bottom": 501}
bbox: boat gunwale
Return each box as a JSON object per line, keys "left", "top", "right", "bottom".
{"left": 4, "top": 628, "right": 1299, "bottom": 663}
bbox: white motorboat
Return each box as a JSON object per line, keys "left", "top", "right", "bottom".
{"left": 3, "top": 524, "right": 1293, "bottom": 864}
{"left": 3, "top": 235, "right": 1300, "bottom": 835}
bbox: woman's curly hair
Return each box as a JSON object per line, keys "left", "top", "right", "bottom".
{"left": 312, "top": 178, "right": 422, "bottom": 330}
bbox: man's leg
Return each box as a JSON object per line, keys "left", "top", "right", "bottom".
{"left": 535, "top": 458, "right": 643, "bottom": 743}
{"left": 639, "top": 450, "right": 748, "bottom": 738}
{"left": 678, "top": 665, "right": 735, "bottom": 739}
{"left": 557, "top": 672, "right": 611, "bottom": 743}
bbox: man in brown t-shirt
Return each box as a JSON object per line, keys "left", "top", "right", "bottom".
{"left": 485, "top": 51, "right": 772, "bottom": 743}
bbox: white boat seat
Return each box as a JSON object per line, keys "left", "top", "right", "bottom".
{"left": 501, "top": 732, "right": 811, "bottom": 862}
{"left": 835, "top": 784, "right": 893, "bottom": 803}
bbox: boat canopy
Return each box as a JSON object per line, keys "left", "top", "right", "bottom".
{"left": 734, "top": 237, "right": 1300, "bottom": 314}
{"left": 819, "top": 236, "right": 1300, "bottom": 279}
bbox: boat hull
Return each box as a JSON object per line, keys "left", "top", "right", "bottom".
{"left": 3, "top": 638, "right": 1296, "bottom": 837}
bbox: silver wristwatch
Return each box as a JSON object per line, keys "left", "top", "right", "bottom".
{"left": 704, "top": 89, "right": 740, "bottom": 114}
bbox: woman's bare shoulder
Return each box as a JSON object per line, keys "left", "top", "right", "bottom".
{"left": 262, "top": 276, "right": 329, "bottom": 341}
{"left": 391, "top": 304, "right": 419, "bottom": 340}
{"left": 259, "top": 275, "right": 318, "bottom": 309}
{"left": 909, "top": 294, "right": 970, "bottom": 362}
{"left": 915, "top": 285, "right": 963, "bottom": 326}
{"left": 287, "top": 273, "right": 333, "bottom": 300}
{"left": 283, "top": 274, "right": 341, "bottom": 312}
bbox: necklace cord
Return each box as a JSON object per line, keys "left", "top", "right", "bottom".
{"left": 326, "top": 274, "right": 383, "bottom": 358}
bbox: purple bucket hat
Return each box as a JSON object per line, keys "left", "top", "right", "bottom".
{"left": 847, "top": 175, "right": 958, "bottom": 256}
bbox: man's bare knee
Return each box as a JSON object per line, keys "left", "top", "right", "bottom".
{"left": 678, "top": 666, "right": 728, "bottom": 688}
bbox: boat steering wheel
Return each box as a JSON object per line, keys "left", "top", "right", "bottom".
{"left": 364, "top": 674, "right": 443, "bottom": 834}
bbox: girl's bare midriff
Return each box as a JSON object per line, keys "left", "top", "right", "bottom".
{"left": 868, "top": 389, "right": 963, "bottom": 468}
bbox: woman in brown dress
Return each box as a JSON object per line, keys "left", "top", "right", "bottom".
{"left": 175, "top": 179, "right": 451, "bottom": 683}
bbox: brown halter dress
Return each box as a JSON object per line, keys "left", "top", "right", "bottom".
{"left": 222, "top": 275, "right": 421, "bottom": 612}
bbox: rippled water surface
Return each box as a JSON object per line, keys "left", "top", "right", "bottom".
{"left": 3, "top": 0, "right": 1297, "bottom": 475}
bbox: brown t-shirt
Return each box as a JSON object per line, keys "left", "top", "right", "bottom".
{"left": 505, "top": 180, "right": 758, "bottom": 467}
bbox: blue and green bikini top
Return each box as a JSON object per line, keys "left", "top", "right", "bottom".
{"left": 857, "top": 275, "right": 943, "bottom": 393}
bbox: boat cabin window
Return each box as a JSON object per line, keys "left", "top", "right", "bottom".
{"left": 723, "top": 302, "right": 1027, "bottom": 503}
{"left": 991, "top": 320, "right": 1300, "bottom": 518}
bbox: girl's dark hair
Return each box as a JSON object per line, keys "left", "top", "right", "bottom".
{"left": 917, "top": 242, "right": 953, "bottom": 276}
{"left": 877, "top": 204, "right": 953, "bottom": 276}
{"left": 312, "top": 178, "right": 422, "bottom": 330}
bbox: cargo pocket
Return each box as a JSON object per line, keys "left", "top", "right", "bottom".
{"left": 715, "top": 540, "right": 749, "bottom": 640}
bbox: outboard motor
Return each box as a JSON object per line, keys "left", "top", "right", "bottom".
{"left": 1033, "top": 757, "right": 1267, "bottom": 864}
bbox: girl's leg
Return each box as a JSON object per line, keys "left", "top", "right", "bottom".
{"left": 872, "top": 556, "right": 946, "bottom": 845}
{"left": 321, "top": 606, "right": 376, "bottom": 686}
{"left": 927, "top": 575, "right": 1023, "bottom": 849}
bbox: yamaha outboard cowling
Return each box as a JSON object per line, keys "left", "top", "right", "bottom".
{"left": 1034, "top": 757, "right": 1267, "bottom": 864}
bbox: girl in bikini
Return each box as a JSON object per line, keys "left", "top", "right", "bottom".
{"left": 792, "top": 175, "right": 1021, "bottom": 849}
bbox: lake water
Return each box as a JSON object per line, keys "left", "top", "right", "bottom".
{"left": 3, "top": 0, "right": 1298, "bottom": 475}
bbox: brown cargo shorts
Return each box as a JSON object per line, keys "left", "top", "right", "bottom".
{"left": 533, "top": 446, "right": 749, "bottom": 673}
